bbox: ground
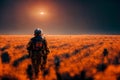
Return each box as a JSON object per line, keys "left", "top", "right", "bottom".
{"left": 0, "top": 35, "right": 120, "bottom": 80}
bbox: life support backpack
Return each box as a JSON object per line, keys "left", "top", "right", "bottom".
{"left": 31, "top": 37, "right": 44, "bottom": 51}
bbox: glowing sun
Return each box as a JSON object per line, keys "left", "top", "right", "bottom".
{"left": 40, "top": 11, "right": 45, "bottom": 15}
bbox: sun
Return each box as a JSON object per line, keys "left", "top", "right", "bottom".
{"left": 40, "top": 11, "right": 45, "bottom": 15}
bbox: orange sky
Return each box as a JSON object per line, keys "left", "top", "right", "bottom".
{"left": 0, "top": 0, "right": 119, "bottom": 34}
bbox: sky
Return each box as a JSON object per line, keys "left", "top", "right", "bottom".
{"left": 0, "top": 0, "right": 120, "bottom": 35}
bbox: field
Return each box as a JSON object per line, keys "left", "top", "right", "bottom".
{"left": 0, "top": 35, "right": 120, "bottom": 80}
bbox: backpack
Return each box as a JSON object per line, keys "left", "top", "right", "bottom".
{"left": 31, "top": 37, "right": 44, "bottom": 51}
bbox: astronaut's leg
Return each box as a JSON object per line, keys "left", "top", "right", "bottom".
{"left": 41, "top": 55, "right": 47, "bottom": 71}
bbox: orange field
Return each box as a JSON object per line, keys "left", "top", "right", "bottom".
{"left": 0, "top": 35, "right": 120, "bottom": 80}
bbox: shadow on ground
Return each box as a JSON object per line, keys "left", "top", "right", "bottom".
{"left": 0, "top": 75, "right": 18, "bottom": 80}
{"left": 12, "top": 54, "right": 30, "bottom": 67}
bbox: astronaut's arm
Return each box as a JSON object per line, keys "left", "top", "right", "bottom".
{"left": 43, "top": 38, "right": 50, "bottom": 54}
{"left": 27, "top": 39, "right": 32, "bottom": 50}
{"left": 26, "top": 39, "right": 33, "bottom": 57}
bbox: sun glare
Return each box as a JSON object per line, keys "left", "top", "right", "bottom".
{"left": 40, "top": 11, "right": 45, "bottom": 15}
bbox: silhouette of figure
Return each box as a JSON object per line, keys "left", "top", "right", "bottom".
{"left": 102, "top": 48, "right": 109, "bottom": 63}
{"left": 1, "top": 52, "right": 10, "bottom": 63}
{"left": 54, "top": 56, "right": 62, "bottom": 80}
{"left": 103, "top": 48, "right": 108, "bottom": 57}
{"left": 27, "top": 28, "right": 50, "bottom": 79}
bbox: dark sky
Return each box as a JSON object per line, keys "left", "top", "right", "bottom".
{"left": 0, "top": 0, "right": 120, "bottom": 34}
